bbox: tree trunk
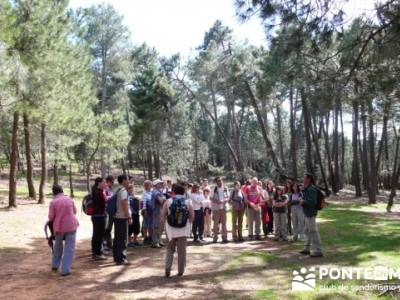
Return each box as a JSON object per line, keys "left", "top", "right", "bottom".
{"left": 361, "top": 105, "right": 371, "bottom": 199}
{"left": 53, "top": 161, "right": 59, "bottom": 186}
{"left": 9, "top": 111, "right": 19, "bottom": 208}
{"left": 23, "top": 113, "right": 36, "bottom": 199}
{"left": 38, "top": 123, "right": 47, "bottom": 204}
{"left": 100, "top": 49, "right": 108, "bottom": 178}
{"left": 245, "top": 81, "right": 284, "bottom": 176}
{"left": 289, "top": 85, "right": 298, "bottom": 179}
{"left": 339, "top": 102, "right": 346, "bottom": 188}
{"left": 147, "top": 149, "right": 153, "bottom": 180}
{"left": 300, "top": 89, "right": 314, "bottom": 175}
{"left": 351, "top": 100, "right": 362, "bottom": 197}
{"left": 332, "top": 98, "right": 340, "bottom": 193}
{"left": 367, "top": 102, "right": 377, "bottom": 204}
{"left": 127, "top": 144, "right": 134, "bottom": 168}
{"left": 387, "top": 127, "right": 400, "bottom": 212}
{"left": 306, "top": 105, "right": 329, "bottom": 192}
{"left": 69, "top": 163, "right": 74, "bottom": 198}
{"left": 276, "top": 103, "right": 286, "bottom": 169}
{"left": 376, "top": 105, "right": 389, "bottom": 181}
{"left": 154, "top": 150, "right": 161, "bottom": 179}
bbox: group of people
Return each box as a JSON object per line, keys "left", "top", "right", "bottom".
{"left": 47, "top": 173, "right": 323, "bottom": 278}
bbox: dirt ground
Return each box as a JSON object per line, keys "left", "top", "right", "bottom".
{"left": 0, "top": 181, "right": 399, "bottom": 300}
{"left": 0, "top": 198, "right": 284, "bottom": 300}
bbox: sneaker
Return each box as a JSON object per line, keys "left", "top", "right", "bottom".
{"left": 159, "top": 242, "right": 165, "bottom": 247}
{"left": 255, "top": 235, "right": 262, "bottom": 241}
{"left": 151, "top": 244, "right": 162, "bottom": 248}
{"left": 127, "top": 242, "right": 137, "bottom": 248}
{"left": 133, "top": 241, "right": 141, "bottom": 246}
{"left": 310, "top": 252, "right": 324, "bottom": 258}
{"left": 222, "top": 239, "right": 229, "bottom": 243}
{"left": 248, "top": 235, "right": 254, "bottom": 241}
{"left": 61, "top": 272, "right": 70, "bottom": 277}
{"left": 299, "top": 250, "right": 311, "bottom": 255}
{"left": 165, "top": 269, "right": 171, "bottom": 278}
{"left": 177, "top": 272, "right": 184, "bottom": 276}
{"left": 51, "top": 267, "right": 58, "bottom": 272}
{"left": 116, "top": 259, "right": 130, "bottom": 265}
{"left": 93, "top": 254, "right": 107, "bottom": 261}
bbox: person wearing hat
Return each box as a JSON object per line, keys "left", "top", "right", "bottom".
{"left": 151, "top": 179, "right": 167, "bottom": 248}
{"left": 190, "top": 184, "right": 205, "bottom": 242}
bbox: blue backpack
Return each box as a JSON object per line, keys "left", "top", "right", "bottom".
{"left": 106, "top": 188, "right": 122, "bottom": 216}
{"left": 167, "top": 197, "right": 189, "bottom": 228}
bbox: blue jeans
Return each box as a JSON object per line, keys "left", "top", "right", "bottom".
{"left": 52, "top": 231, "right": 76, "bottom": 275}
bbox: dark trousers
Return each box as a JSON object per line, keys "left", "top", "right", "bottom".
{"left": 91, "top": 216, "right": 106, "bottom": 256}
{"left": 104, "top": 215, "right": 114, "bottom": 249}
{"left": 192, "top": 209, "right": 204, "bottom": 240}
{"left": 267, "top": 207, "right": 274, "bottom": 234}
{"left": 113, "top": 218, "right": 128, "bottom": 263}
{"left": 128, "top": 214, "right": 140, "bottom": 236}
{"left": 287, "top": 207, "right": 292, "bottom": 235}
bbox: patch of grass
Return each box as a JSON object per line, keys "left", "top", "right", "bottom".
{"left": 255, "top": 289, "right": 277, "bottom": 299}
{"left": 318, "top": 203, "right": 400, "bottom": 267}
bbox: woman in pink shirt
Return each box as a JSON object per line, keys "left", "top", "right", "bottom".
{"left": 48, "top": 185, "right": 79, "bottom": 276}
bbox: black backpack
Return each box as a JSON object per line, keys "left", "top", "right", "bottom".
{"left": 82, "top": 194, "right": 94, "bottom": 215}
{"left": 167, "top": 197, "right": 189, "bottom": 228}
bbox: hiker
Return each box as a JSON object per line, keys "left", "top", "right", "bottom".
{"left": 230, "top": 181, "right": 245, "bottom": 242}
{"left": 202, "top": 187, "right": 212, "bottom": 238}
{"left": 163, "top": 179, "right": 173, "bottom": 199}
{"left": 265, "top": 180, "right": 275, "bottom": 235}
{"left": 48, "top": 185, "right": 79, "bottom": 276}
{"left": 141, "top": 180, "right": 153, "bottom": 245}
{"left": 290, "top": 183, "right": 305, "bottom": 241}
{"left": 211, "top": 176, "right": 229, "bottom": 243}
{"left": 273, "top": 186, "right": 288, "bottom": 241}
{"left": 190, "top": 184, "right": 205, "bottom": 242}
{"left": 184, "top": 182, "right": 193, "bottom": 199}
{"left": 162, "top": 184, "right": 194, "bottom": 278}
{"left": 285, "top": 180, "right": 294, "bottom": 236}
{"left": 127, "top": 184, "right": 141, "bottom": 247}
{"left": 91, "top": 177, "right": 108, "bottom": 261}
{"left": 151, "top": 179, "right": 167, "bottom": 248}
{"left": 104, "top": 175, "right": 115, "bottom": 251}
{"left": 260, "top": 181, "right": 270, "bottom": 238}
{"left": 113, "top": 175, "right": 132, "bottom": 265}
{"left": 201, "top": 178, "right": 210, "bottom": 192}
{"left": 243, "top": 177, "right": 263, "bottom": 240}
{"left": 299, "top": 173, "right": 323, "bottom": 257}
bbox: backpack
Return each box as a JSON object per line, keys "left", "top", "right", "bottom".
{"left": 315, "top": 186, "right": 326, "bottom": 210}
{"left": 107, "top": 188, "right": 122, "bottom": 217}
{"left": 82, "top": 194, "right": 94, "bottom": 215}
{"left": 167, "top": 197, "right": 189, "bottom": 228}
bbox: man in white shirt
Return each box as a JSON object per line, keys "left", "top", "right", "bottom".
{"left": 190, "top": 184, "right": 205, "bottom": 242}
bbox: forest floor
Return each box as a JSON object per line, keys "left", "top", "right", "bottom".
{"left": 0, "top": 178, "right": 400, "bottom": 300}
